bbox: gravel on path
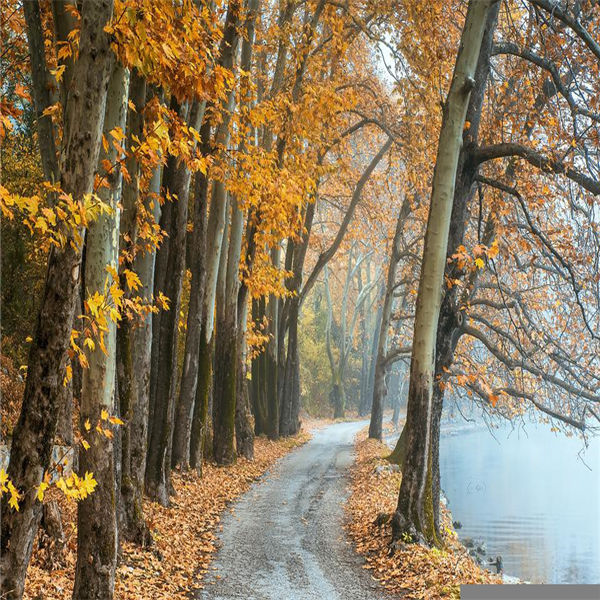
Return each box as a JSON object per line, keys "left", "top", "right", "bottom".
{"left": 198, "top": 421, "right": 387, "bottom": 600}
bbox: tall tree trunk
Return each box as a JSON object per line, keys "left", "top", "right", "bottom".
{"left": 265, "top": 251, "right": 280, "bottom": 439}
{"left": 213, "top": 201, "right": 236, "bottom": 464}
{"left": 235, "top": 292, "right": 255, "bottom": 458}
{"left": 73, "top": 61, "right": 128, "bottom": 600}
{"left": 172, "top": 124, "right": 210, "bottom": 470}
{"left": 223, "top": 0, "right": 259, "bottom": 460}
{"left": 189, "top": 321, "right": 213, "bottom": 473}
{"left": 145, "top": 109, "right": 194, "bottom": 503}
{"left": 365, "top": 290, "right": 382, "bottom": 416}
{"left": 190, "top": 0, "right": 241, "bottom": 470}
{"left": 391, "top": 0, "right": 497, "bottom": 546}
{"left": 280, "top": 297, "right": 302, "bottom": 434}
{"left": 0, "top": 3, "right": 115, "bottom": 597}
{"left": 250, "top": 299, "right": 268, "bottom": 435}
{"left": 118, "top": 76, "right": 158, "bottom": 545}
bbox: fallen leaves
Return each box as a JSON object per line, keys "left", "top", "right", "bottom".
{"left": 345, "top": 432, "right": 501, "bottom": 599}
{"left": 23, "top": 432, "right": 310, "bottom": 599}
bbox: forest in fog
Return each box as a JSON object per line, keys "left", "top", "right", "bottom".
{"left": 1, "top": 0, "right": 599, "bottom": 598}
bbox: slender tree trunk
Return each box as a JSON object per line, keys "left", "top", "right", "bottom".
{"left": 118, "top": 77, "right": 159, "bottom": 545}
{"left": 172, "top": 122, "right": 210, "bottom": 469}
{"left": 369, "top": 201, "right": 409, "bottom": 439}
{"left": 145, "top": 116, "right": 193, "bottom": 503}
{"left": 280, "top": 297, "right": 302, "bottom": 434}
{"left": 190, "top": 0, "right": 242, "bottom": 470}
{"left": 213, "top": 200, "right": 236, "bottom": 464}
{"left": 189, "top": 322, "right": 213, "bottom": 473}
{"left": 250, "top": 299, "right": 268, "bottom": 435}
{"left": 73, "top": 61, "right": 129, "bottom": 600}
{"left": 391, "top": 0, "right": 497, "bottom": 546}
{"left": 0, "top": 3, "right": 114, "bottom": 597}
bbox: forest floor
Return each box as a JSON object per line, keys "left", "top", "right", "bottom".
{"left": 198, "top": 420, "right": 387, "bottom": 600}
{"left": 22, "top": 432, "right": 311, "bottom": 599}
{"left": 345, "top": 428, "right": 502, "bottom": 599}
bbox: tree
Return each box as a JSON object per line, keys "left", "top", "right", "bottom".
{"left": 73, "top": 60, "right": 129, "bottom": 600}
{"left": 391, "top": 0, "right": 499, "bottom": 546}
{"left": 1, "top": 2, "right": 116, "bottom": 597}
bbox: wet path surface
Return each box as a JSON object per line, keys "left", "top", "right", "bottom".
{"left": 198, "top": 421, "right": 386, "bottom": 600}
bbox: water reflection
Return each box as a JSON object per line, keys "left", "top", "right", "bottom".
{"left": 439, "top": 418, "right": 600, "bottom": 583}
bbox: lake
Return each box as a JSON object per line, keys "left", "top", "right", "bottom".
{"left": 439, "top": 416, "right": 600, "bottom": 583}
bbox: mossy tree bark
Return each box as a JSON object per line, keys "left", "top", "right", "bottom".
{"left": 73, "top": 60, "right": 129, "bottom": 600}
{"left": 0, "top": 2, "right": 115, "bottom": 597}
{"left": 391, "top": 0, "right": 498, "bottom": 547}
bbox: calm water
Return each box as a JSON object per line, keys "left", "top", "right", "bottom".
{"left": 440, "top": 418, "right": 600, "bottom": 583}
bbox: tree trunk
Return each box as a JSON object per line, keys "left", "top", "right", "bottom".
{"left": 213, "top": 314, "right": 237, "bottom": 464}
{"left": 369, "top": 220, "right": 402, "bottom": 439}
{"left": 391, "top": 0, "right": 497, "bottom": 547}
{"left": 280, "top": 298, "right": 302, "bottom": 435}
{"left": 189, "top": 323, "right": 213, "bottom": 473}
{"left": 145, "top": 117, "right": 193, "bottom": 504}
{"left": 172, "top": 126, "right": 210, "bottom": 470}
{"left": 73, "top": 60, "right": 128, "bottom": 600}
{"left": 212, "top": 199, "right": 237, "bottom": 465}
{"left": 118, "top": 78, "right": 160, "bottom": 545}
{"left": 265, "top": 249, "right": 280, "bottom": 439}
{"left": 0, "top": 3, "right": 115, "bottom": 597}
{"left": 250, "top": 299, "right": 268, "bottom": 435}
{"left": 369, "top": 198, "right": 409, "bottom": 439}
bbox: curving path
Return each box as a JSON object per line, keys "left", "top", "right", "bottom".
{"left": 197, "top": 421, "right": 386, "bottom": 600}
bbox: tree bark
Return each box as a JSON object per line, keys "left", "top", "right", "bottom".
{"left": 0, "top": 3, "right": 115, "bottom": 597}
{"left": 212, "top": 199, "right": 236, "bottom": 464}
{"left": 145, "top": 105, "right": 194, "bottom": 504}
{"left": 118, "top": 75, "right": 158, "bottom": 545}
{"left": 191, "top": 0, "right": 241, "bottom": 469}
{"left": 391, "top": 0, "right": 497, "bottom": 547}
{"left": 73, "top": 60, "right": 129, "bottom": 600}
{"left": 171, "top": 125, "right": 210, "bottom": 470}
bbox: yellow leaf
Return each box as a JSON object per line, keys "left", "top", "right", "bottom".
{"left": 475, "top": 258, "right": 484, "bottom": 269}
{"left": 0, "top": 469, "right": 8, "bottom": 493}
{"left": 36, "top": 481, "right": 49, "bottom": 502}
{"left": 124, "top": 269, "right": 142, "bottom": 291}
{"left": 109, "top": 416, "right": 125, "bottom": 426}
{"left": 81, "top": 439, "right": 90, "bottom": 451}
{"left": 110, "top": 126, "right": 126, "bottom": 142}
{"left": 8, "top": 482, "right": 20, "bottom": 511}
{"left": 84, "top": 419, "right": 92, "bottom": 431}
{"left": 101, "top": 409, "right": 109, "bottom": 421}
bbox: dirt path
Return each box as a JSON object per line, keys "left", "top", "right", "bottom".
{"left": 197, "top": 421, "right": 386, "bottom": 600}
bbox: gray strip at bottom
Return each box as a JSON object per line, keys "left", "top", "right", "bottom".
{"left": 460, "top": 585, "right": 600, "bottom": 599}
